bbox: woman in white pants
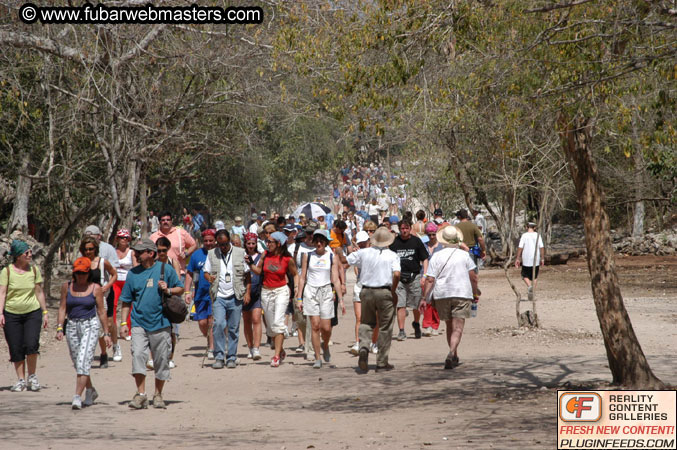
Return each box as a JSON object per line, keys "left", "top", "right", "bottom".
{"left": 296, "top": 230, "right": 345, "bottom": 368}
{"left": 248, "top": 232, "right": 298, "bottom": 367}
{"left": 56, "top": 257, "right": 111, "bottom": 409}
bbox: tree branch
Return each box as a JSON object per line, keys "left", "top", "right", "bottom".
{"left": 0, "top": 31, "right": 91, "bottom": 64}
{"left": 526, "top": 0, "right": 598, "bottom": 13}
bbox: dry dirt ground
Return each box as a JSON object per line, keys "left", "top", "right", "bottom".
{"left": 1, "top": 255, "right": 675, "bottom": 450}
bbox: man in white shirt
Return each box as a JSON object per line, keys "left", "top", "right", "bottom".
{"left": 472, "top": 208, "right": 487, "bottom": 236}
{"left": 203, "top": 230, "right": 249, "bottom": 369}
{"left": 514, "top": 222, "right": 545, "bottom": 299}
{"left": 248, "top": 215, "right": 263, "bottom": 234}
{"left": 338, "top": 228, "right": 401, "bottom": 373}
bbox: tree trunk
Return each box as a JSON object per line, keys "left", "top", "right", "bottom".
{"left": 630, "top": 110, "right": 645, "bottom": 238}
{"left": 139, "top": 170, "right": 149, "bottom": 238}
{"left": 558, "top": 114, "right": 664, "bottom": 389}
{"left": 6, "top": 153, "right": 31, "bottom": 236}
{"left": 119, "top": 157, "right": 140, "bottom": 233}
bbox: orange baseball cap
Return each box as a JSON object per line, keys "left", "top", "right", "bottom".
{"left": 73, "top": 257, "right": 91, "bottom": 273}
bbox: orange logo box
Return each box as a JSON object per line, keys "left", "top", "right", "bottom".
{"left": 559, "top": 392, "right": 603, "bottom": 422}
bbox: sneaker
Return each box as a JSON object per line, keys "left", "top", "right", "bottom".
{"left": 397, "top": 330, "right": 407, "bottom": 341}
{"left": 422, "top": 327, "right": 433, "bottom": 337}
{"left": 294, "top": 345, "right": 304, "bottom": 353}
{"left": 305, "top": 353, "right": 316, "bottom": 362}
{"left": 247, "top": 348, "right": 253, "bottom": 359}
{"left": 153, "top": 393, "right": 166, "bottom": 409}
{"left": 84, "top": 387, "right": 98, "bottom": 406}
{"left": 27, "top": 374, "right": 41, "bottom": 391}
{"left": 72, "top": 395, "right": 82, "bottom": 410}
{"left": 129, "top": 393, "right": 148, "bottom": 409}
{"left": 370, "top": 343, "right": 378, "bottom": 354}
{"left": 112, "top": 344, "right": 122, "bottom": 362}
{"left": 431, "top": 328, "right": 440, "bottom": 336}
{"left": 226, "top": 360, "right": 237, "bottom": 369}
{"left": 212, "top": 359, "right": 225, "bottom": 369}
{"left": 322, "top": 344, "right": 331, "bottom": 363}
{"left": 313, "top": 359, "right": 322, "bottom": 369}
{"left": 412, "top": 321, "right": 422, "bottom": 339}
{"left": 358, "top": 348, "right": 369, "bottom": 372}
{"left": 252, "top": 348, "right": 262, "bottom": 361}
{"left": 168, "top": 360, "right": 176, "bottom": 369}
{"left": 208, "top": 350, "right": 215, "bottom": 360}
{"left": 270, "top": 355, "right": 280, "bottom": 367}
{"left": 99, "top": 353, "right": 109, "bottom": 369}
{"left": 146, "top": 359, "right": 154, "bottom": 370}
{"left": 349, "top": 342, "right": 360, "bottom": 356}
{"left": 10, "top": 379, "right": 26, "bottom": 392}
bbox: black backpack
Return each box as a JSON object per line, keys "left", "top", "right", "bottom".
{"left": 160, "top": 262, "right": 187, "bottom": 323}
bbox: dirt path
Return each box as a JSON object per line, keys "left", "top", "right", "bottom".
{"left": 1, "top": 256, "right": 675, "bottom": 449}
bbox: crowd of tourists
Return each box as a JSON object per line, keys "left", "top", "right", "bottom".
{"left": 0, "top": 167, "right": 545, "bottom": 410}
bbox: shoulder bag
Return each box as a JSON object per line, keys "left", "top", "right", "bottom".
{"left": 160, "top": 262, "right": 187, "bottom": 323}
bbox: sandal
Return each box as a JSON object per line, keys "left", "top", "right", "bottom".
{"left": 270, "top": 355, "right": 281, "bottom": 367}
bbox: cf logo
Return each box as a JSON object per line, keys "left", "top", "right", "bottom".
{"left": 559, "top": 392, "right": 602, "bottom": 422}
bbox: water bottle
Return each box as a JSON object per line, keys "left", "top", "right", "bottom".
{"left": 471, "top": 301, "right": 478, "bottom": 318}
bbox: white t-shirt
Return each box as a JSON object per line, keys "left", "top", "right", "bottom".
{"left": 473, "top": 214, "right": 487, "bottom": 235}
{"left": 518, "top": 232, "right": 544, "bottom": 266}
{"left": 367, "top": 203, "right": 380, "bottom": 216}
{"left": 116, "top": 249, "right": 134, "bottom": 282}
{"left": 203, "top": 249, "right": 249, "bottom": 298}
{"left": 304, "top": 251, "right": 332, "bottom": 287}
{"left": 346, "top": 247, "right": 401, "bottom": 287}
{"left": 426, "top": 247, "right": 476, "bottom": 300}
{"left": 249, "top": 223, "right": 259, "bottom": 234}
{"left": 289, "top": 242, "right": 315, "bottom": 269}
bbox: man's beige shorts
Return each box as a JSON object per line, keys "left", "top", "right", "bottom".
{"left": 433, "top": 297, "right": 472, "bottom": 320}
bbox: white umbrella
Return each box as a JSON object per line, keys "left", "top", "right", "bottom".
{"left": 292, "top": 202, "right": 331, "bottom": 220}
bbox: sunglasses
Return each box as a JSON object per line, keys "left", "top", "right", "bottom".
{"left": 134, "top": 249, "right": 152, "bottom": 254}
{"left": 156, "top": 248, "right": 168, "bottom": 253}
{"left": 218, "top": 242, "right": 230, "bottom": 248}
{"left": 427, "top": 233, "right": 436, "bottom": 237}
{"left": 84, "top": 247, "right": 96, "bottom": 251}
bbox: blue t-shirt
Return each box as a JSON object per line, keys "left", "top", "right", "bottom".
{"left": 120, "top": 262, "right": 183, "bottom": 332}
{"left": 186, "top": 248, "right": 211, "bottom": 302}
{"left": 326, "top": 213, "right": 335, "bottom": 229}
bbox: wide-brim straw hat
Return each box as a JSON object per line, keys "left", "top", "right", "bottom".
{"left": 370, "top": 227, "right": 395, "bottom": 247}
{"left": 437, "top": 225, "right": 463, "bottom": 247}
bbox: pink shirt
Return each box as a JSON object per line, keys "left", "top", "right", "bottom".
{"left": 150, "top": 227, "right": 195, "bottom": 275}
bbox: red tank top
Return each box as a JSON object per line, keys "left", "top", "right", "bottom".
{"left": 262, "top": 253, "right": 292, "bottom": 289}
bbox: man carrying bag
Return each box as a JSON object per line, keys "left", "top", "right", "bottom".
{"left": 120, "top": 238, "right": 184, "bottom": 410}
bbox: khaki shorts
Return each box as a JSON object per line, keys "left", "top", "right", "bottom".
{"left": 433, "top": 297, "right": 472, "bottom": 320}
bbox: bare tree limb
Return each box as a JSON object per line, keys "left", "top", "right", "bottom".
{"left": 0, "top": 31, "right": 91, "bottom": 64}
{"left": 526, "top": 0, "right": 598, "bottom": 13}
